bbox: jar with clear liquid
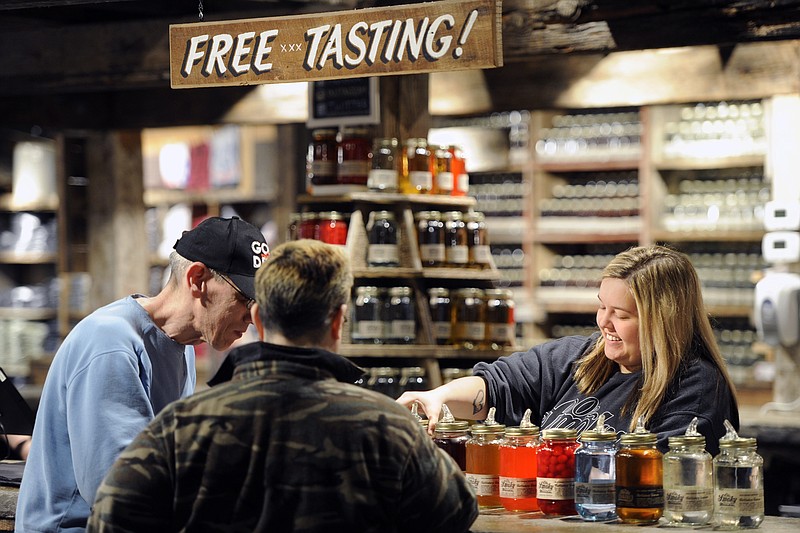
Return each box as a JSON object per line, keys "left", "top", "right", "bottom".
{"left": 663, "top": 418, "right": 713, "bottom": 526}
{"left": 713, "top": 420, "right": 764, "bottom": 529}
{"left": 574, "top": 420, "right": 617, "bottom": 521}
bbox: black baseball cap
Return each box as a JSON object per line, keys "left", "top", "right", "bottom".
{"left": 174, "top": 216, "right": 270, "bottom": 300}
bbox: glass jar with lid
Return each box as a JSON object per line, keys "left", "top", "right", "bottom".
{"left": 297, "top": 211, "right": 320, "bottom": 240}
{"left": 399, "top": 367, "right": 428, "bottom": 393}
{"left": 431, "top": 144, "right": 454, "bottom": 195}
{"left": 452, "top": 288, "right": 485, "bottom": 350}
{"left": 465, "top": 211, "right": 491, "bottom": 269}
{"left": 366, "top": 210, "right": 399, "bottom": 267}
{"left": 400, "top": 138, "right": 432, "bottom": 194}
{"left": 428, "top": 287, "right": 452, "bottom": 345}
{"left": 663, "top": 418, "right": 713, "bottom": 526}
{"left": 466, "top": 408, "right": 506, "bottom": 509}
{"left": 713, "top": 420, "right": 764, "bottom": 529}
{"left": 385, "top": 286, "right": 415, "bottom": 344}
{"left": 499, "top": 409, "right": 540, "bottom": 512}
{"left": 306, "top": 128, "right": 338, "bottom": 190}
{"left": 537, "top": 427, "right": 579, "bottom": 517}
{"left": 484, "top": 288, "right": 515, "bottom": 350}
{"left": 367, "top": 137, "right": 399, "bottom": 192}
{"left": 351, "top": 286, "right": 383, "bottom": 344}
{"left": 616, "top": 420, "right": 664, "bottom": 525}
{"left": 443, "top": 211, "right": 468, "bottom": 267}
{"left": 337, "top": 126, "right": 371, "bottom": 185}
{"left": 415, "top": 210, "right": 445, "bottom": 267}
{"left": 574, "top": 416, "right": 617, "bottom": 521}
{"left": 366, "top": 367, "right": 400, "bottom": 399}
{"left": 433, "top": 404, "right": 470, "bottom": 471}
{"left": 318, "top": 211, "right": 348, "bottom": 246}
{"left": 449, "top": 145, "right": 469, "bottom": 196}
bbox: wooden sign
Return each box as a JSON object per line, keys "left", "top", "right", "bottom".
{"left": 169, "top": 0, "right": 503, "bottom": 89}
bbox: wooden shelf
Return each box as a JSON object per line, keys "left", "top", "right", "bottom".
{"left": 0, "top": 307, "right": 58, "bottom": 320}
{"left": 297, "top": 191, "right": 476, "bottom": 208}
{"left": 0, "top": 194, "right": 58, "bottom": 212}
{"left": 534, "top": 231, "right": 641, "bottom": 244}
{"left": 536, "top": 158, "right": 641, "bottom": 173}
{"left": 0, "top": 251, "right": 58, "bottom": 264}
{"left": 339, "top": 344, "right": 521, "bottom": 360}
{"left": 652, "top": 230, "right": 765, "bottom": 243}
{"left": 653, "top": 154, "right": 764, "bottom": 170}
{"left": 144, "top": 187, "right": 276, "bottom": 206}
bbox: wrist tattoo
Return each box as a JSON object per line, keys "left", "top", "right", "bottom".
{"left": 472, "top": 390, "right": 485, "bottom": 415}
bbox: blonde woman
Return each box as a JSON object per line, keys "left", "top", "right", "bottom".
{"left": 398, "top": 244, "right": 739, "bottom": 454}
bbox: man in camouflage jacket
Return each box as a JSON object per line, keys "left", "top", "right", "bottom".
{"left": 88, "top": 239, "right": 478, "bottom": 532}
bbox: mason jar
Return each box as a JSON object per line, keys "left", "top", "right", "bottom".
{"left": 574, "top": 427, "right": 617, "bottom": 521}
{"left": 714, "top": 434, "right": 764, "bottom": 529}
{"left": 616, "top": 428, "right": 664, "bottom": 524}
{"left": 663, "top": 433, "right": 713, "bottom": 526}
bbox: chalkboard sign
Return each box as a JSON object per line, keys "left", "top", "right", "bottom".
{"left": 307, "top": 77, "right": 380, "bottom": 127}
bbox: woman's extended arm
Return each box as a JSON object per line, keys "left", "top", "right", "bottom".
{"left": 396, "top": 376, "right": 488, "bottom": 433}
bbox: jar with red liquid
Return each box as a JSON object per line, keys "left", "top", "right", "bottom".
{"left": 337, "top": 127, "right": 371, "bottom": 186}
{"left": 615, "top": 420, "right": 664, "bottom": 525}
{"left": 318, "top": 211, "right": 348, "bottom": 245}
{"left": 297, "top": 212, "right": 320, "bottom": 240}
{"left": 499, "top": 409, "right": 540, "bottom": 512}
{"left": 466, "top": 408, "right": 506, "bottom": 509}
{"left": 433, "top": 404, "right": 469, "bottom": 471}
{"left": 537, "top": 428, "right": 579, "bottom": 516}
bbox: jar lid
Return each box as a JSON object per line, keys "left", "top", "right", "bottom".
{"left": 470, "top": 421, "right": 506, "bottom": 435}
{"left": 542, "top": 428, "right": 578, "bottom": 440}
{"left": 404, "top": 137, "right": 428, "bottom": 147}
{"left": 465, "top": 211, "right": 485, "bottom": 222}
{"left": 341, "top": 126, "right": 370, "bottom": 135}
{"left": 505, "top": 425, "right": 540, "bottom": 437}
{"left": 374, "top": 137, "right": 399, "bottom": 146}
{"left": 312, "top": 128, "right": 337, "bottom": 137}
{"left": 371, "top": 210, "right": 395, "bottom": 220}
{"left": 668, "top": 434, "right": 706, "bottom": 447}
{"left": 434, "top": 420, "right": 469, "bottom": 432}
{"left": 619, "top": 431, "right": 658, "bottom": 445}
{"left": 579, "top": 429, "right": 617, "bottom": 442}
{"left": 300, "top": 212, "right": 318, "bottom": 221}
{"left": 718, "top": 437, "right": 757, "bottom": 449}
{"left": 443, "top": 211, "right": 464, "bottom": 221}
{"left": 401, "top": 366, "right": 425, "bottom": 377}
{"left": 415, "top": 210, "right": 442, "bottom": 220}
{"left": 318, "top": 211, "right": 344, "bottom": 220}
{"left": 454, "top": 287, "right": 485, "bottom": 297}
{"left": 484, "top": 288, "right": 513, "bottom": 299}
{"left": 355, "top": 285, "right": 380, "bottom": 295}
{"left": 388, "top": 286, "right": 412, "bottom": 296}
{"left": 372, "top": 367, "right": 399, "bottom": 377}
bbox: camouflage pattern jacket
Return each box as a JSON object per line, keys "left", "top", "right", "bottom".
{"left": 88, "top": 341, "right": 478, "bottom": 532}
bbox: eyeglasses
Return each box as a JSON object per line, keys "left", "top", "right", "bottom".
{"left": 218, "top": 274, "right": 255, "bottom": 310}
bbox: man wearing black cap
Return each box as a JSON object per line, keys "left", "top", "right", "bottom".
{"left": 16, "top": 216, "right": 269, "bottom": 533}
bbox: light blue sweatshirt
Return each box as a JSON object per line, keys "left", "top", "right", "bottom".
{"left": 15, "top": 295, "right": 195, "bottom": 532}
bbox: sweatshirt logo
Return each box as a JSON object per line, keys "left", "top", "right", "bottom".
{"left": 542, "top": 397, "right": 616, "bottom": 435}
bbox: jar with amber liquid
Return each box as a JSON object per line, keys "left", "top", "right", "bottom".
{"left": 466, "top": 408, "right": 506, "bottom": 509}
{"left": 443, "top": 211, "right": 468, "bottom": 267}
{"left": 537, "top": 428, "right": 579, "bottom": 517}
{"left": 452, "top": 288, "right": 485, "bottom": 350}
{"left": 449, "top": 145, "right": 469, "bottom": 196}
{"left": 465, "top": 211, "right": 491, "bottom": 269}
{"left": 615, "top": 420, "right": 664, "bottom": 524}
{"left": 415, "top": 210, "right": 445, "bottom": 267}
{"left": 306, "top": 128, "right": 338, "bottom": 189}
{"left": 433, "top": 404, "right": 470, "bottom": 471}
{"left": 499, "top": 409, "right": 540, "bottom": 512}
{"left": 432, "top": 144, "right": 454, "bottom": 195}
{"left": 400, "top": 138, "right": 432, "bottom": 194}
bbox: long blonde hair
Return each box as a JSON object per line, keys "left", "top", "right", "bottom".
{"left": 573, "top": 245, "right": 738, "bottom": 430}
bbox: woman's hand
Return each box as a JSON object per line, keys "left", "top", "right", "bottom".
{"left": 397, "top": 389, "right": 446, "bottom": 434}
{"left": 396, "top": 376, "right": 489, "bottom": 434}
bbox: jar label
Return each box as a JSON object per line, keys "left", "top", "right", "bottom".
{"left": 436, "top": 171, "right": 454, "bottom": 191}
{"left": 575, "top": 480, "right": 616, "bottom": 504}
{"left": 367, "top": 244, "right": 399, "bottom": 265}
{"left": 715, "top": 489, "right": 764, "bottom": 515}
{"left": 389, "top": 320, "right": 416, "bottom": 338}
{"left": 616, "top": 486, "right": 665, "bottom": 508}
{"left": 409, "top": 170, "right": 432, "bottom": 190}
{"left": 456, "top": 322, "right": 485, "bottom": 341}
{"left": 352, "top": 320, "right": 383, "bottom": 339}
{"left": 471, "top": 245, "right": 492, "bottom": 264}
{"left": 433, "top": 322, "right": 452, "bottom": 340}
{"left": 338, "top": 160, "right": 370, "bottom": 177}
{"left": 368, "top": 169, "right": 398, "bottom": 190}
{"left": 488, "top": 323, "right": 514, "bottom": 343}
{"left": 665, "top": 488, "right": 713, "bottom": 512}
{"left": 537, "top": 477, "right": 575, "bottom": 500}
{"left": 419, "top": 244, "right": 446, "bottom": 263}
{"left": 457, "top": 173, "right": 470, "bottom": 193}
{"left": 310, "top": 160, "right": 336, "bottom": 176}
{"left": 446, "top": 245, "right": 469, "bottom": 264}
{"left": 500, "top": 476, "right": 537, "bottom": 499}
{"left": 466, "top": 473, "right": 499, "bottom": 497}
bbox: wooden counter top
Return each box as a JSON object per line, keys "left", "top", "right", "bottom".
{"left": 471, "top": 509, "right": 799, "bottom": 532}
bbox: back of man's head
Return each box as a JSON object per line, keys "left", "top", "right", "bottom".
{"left": 255, "top": 239, "right": 352, "bottom": 344}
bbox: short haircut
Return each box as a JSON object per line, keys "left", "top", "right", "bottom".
{"left": 255, "top": 239, "right": 353, "bottom": 344}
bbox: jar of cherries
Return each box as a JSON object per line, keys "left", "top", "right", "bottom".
{"left": 537, "top": 428, "right": 579, "bottom": 516}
